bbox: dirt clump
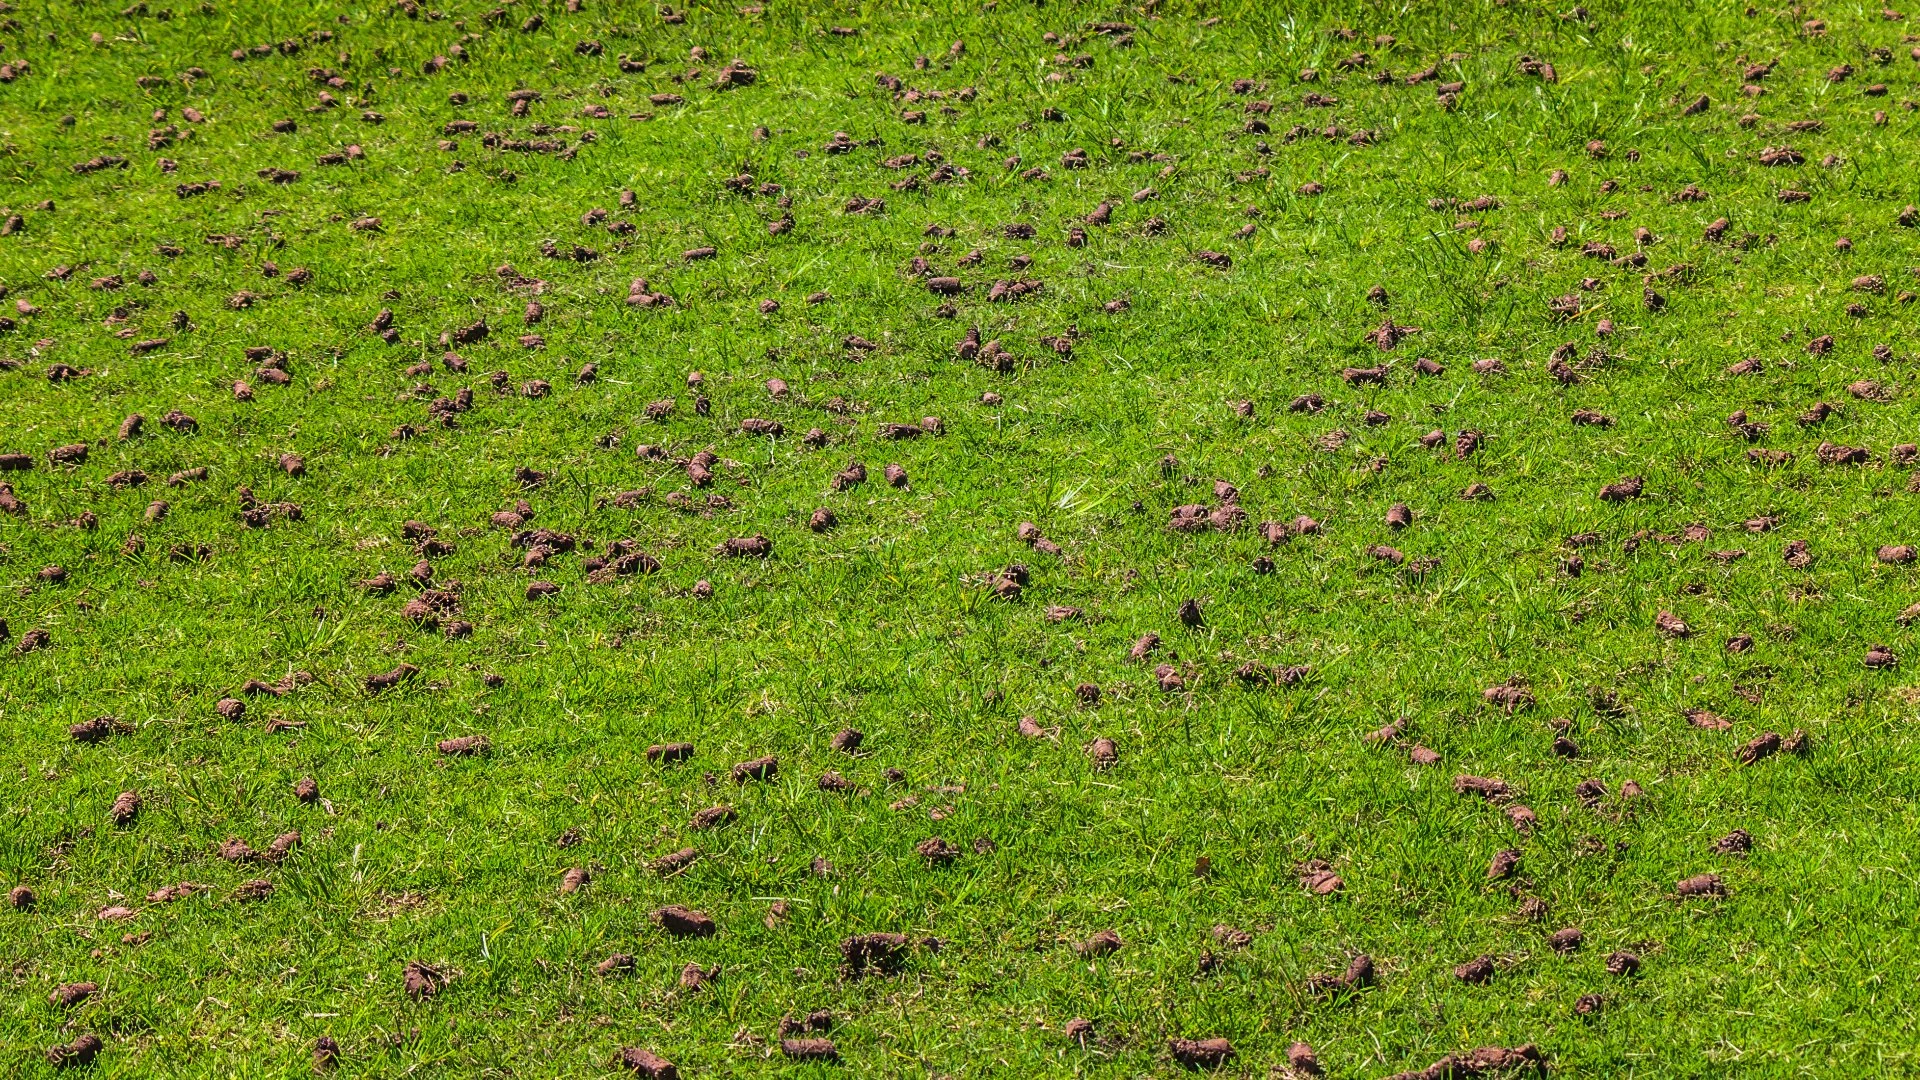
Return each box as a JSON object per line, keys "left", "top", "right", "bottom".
{"left": 46, "top": 1034, "right": 105, "bottom": 1069}
{"left": 1077, "top": 928, "right": 1123, "bottom": 956}
{"left": 1169, "top": 1038, "right": 1234, "bottom": 1069}
{"left": 617, "top": 1048, "right": 678, "bottom": 1078}
{"left": 1739, "top": 731, "right": 1782, "bottom": 763}
{"left": 1715, "top": 828, "right": 1753, "bottom": 854}
{"left": 648, "top": 742, "right": 695, "bottom": 763}
{"left": 1087, "top": 737, "right": 1119, "bottom": 769}
{"left": 653, "top": 905, "right": 716, "bottom": 937}
{"left": 50, "top": 982, "right": 99, "bottom": 1009}
{"left": 841, "top": 931, "right": 912, "bottom": 976}
{"left": 402, "top": 961, "right": 445, "bottom": 999}
{"left": 1306, "top": 953, "right": 1374, "bottom": 996}
{"left": 1599, "top": 476, "right": 1644, "bottom": 501}
{"left": 1384, "top": 1045, "right": 1544, "bottom": 1080}
{"left": 1675, "top": 873, "right": 1727, "bottom": 897}
{"left": 781, "top": 1038, "right": 837, "bottom": 1061}
{"left": 1453, "top": 955, "right": 1495, "bottom": 983}
{"left": 1455, "top": 775, "right": 1512, "bottom": 800}
{"left": 1297, "top": 858, "right": 1344, "bottom": 894}
{"left": 366, "top": 664, "right": 419, "bottom": 693}
{"left": 732, "top": 755, "right": 778, "bottom": 782}
{"left": 437, "top": 734, "right": 490, "bottom": 756}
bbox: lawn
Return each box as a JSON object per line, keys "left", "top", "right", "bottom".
{"left": 4, "top": 0, "right": 1920, "bottom": 1075}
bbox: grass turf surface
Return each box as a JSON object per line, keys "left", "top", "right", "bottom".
{"left": 5, "top": 0, "right": 1920, "bottom": 1075}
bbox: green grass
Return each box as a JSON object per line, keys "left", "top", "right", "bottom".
{"left": 4, "top": 0, "right": 1920, "bottom": 1075}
